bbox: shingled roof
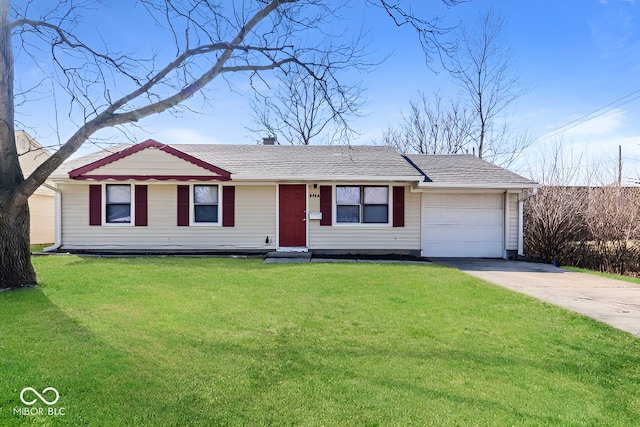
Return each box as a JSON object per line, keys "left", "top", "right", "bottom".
{"left": 172, "top": 144, "right": 420, "bottom": 180}
{"left": 51, "top": 141, "right": 537, "bottom": 189}
{"left": 51, "top": 142, "right": 422, "bottom": 181}
{"left": 405, "top": 154, "right": 536, "bottom": 188}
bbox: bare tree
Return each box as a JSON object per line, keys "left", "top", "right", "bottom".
{"left": 524, "top": 187, "right": 587, "bottom": 263}
{"left": 586, "top": 185, "right": 640, "bottom": 275}
{"left": 383, "top": 92, "right": 473, "bottom": 154}
{"left": 524, "top": 142, "right": 587, "bottom": 263}
{"left": 248, "top": 63, "right": 363, "bottom": 145}
{"left": 524, "top": 142, "right": 640, "bottom": 274}
{"left": 1, "top": 0, "right": 464, "bottom": 289}
{"left": 449, "top": 6, "right": 531, "bottom": 166}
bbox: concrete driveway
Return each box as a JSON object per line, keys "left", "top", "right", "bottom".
{"left": 434, "top": 258, "right": 640, "bottom": 337}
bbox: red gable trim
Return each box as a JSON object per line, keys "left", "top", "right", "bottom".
{"left": 68, "top": 139, "right": 232, "bottom": 181}
{"left": 71, "top": 175, "right": 230, "bottom": 182}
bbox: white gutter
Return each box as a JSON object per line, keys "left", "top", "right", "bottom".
{"left": 42, "top": 183, "right": 62, "bottom": 252}
{"left": 518, "top": 186, "right": 538, "bottom": 201}
{"left": 231, "top": 175, "right": 423, "bottom": 182}
{"left": 417, "top": 182, "right": 541, "bottom": 190}
{"left": 50, "top": 175, "right": 424, "bottom": 184}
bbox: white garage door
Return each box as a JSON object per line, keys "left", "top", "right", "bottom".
{"left": 422, "top": 193, "right": 504, "bottom": 258}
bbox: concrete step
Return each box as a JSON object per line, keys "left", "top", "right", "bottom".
{"left": 265, "top": 251, "right": 311, "bottom": 259}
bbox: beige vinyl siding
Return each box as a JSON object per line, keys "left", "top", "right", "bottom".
{"left": 507, "top": 193, "right": 519, "bottom": 250}
{"left": 33, "top": 186, "right": 55, "bottom": 196}
{"left": 308, "top": 185, "right": 420, "bottom": 250}
{"left": 60, "top": 183, "right": 276, "bottom": 250}
{"left": 29, "top": 194, "right": 55, "bottom": 244}
{"left": 83, "top": 149, "right": 221, "bottom": 177}
{"left": 17, "top": 131, "right": 56, "bottom": 244}
{"left": 16, "top": 131, "right": 50, "bottom": 177}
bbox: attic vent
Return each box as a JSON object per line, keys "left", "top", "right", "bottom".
{"left": 262, "top": 136, "right": 277, "bottom": 145}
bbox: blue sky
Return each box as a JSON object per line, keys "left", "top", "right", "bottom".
{"left": 14, "top": 0, "right": 640, "bottom": 182}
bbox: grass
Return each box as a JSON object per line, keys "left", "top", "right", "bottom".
{"left": 564, "top": 266, "right": 640, "bottom": 285}
{"left": 1, "top": 256, "right": 639, "bottom": 426}
{"left": 29, "top": 244, "right": 52, "bottom": 253}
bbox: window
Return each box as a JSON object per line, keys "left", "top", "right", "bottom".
{"left": 336, "top": 186, "right": 389, "bottom": 224}
{"left": 106, "top": 184, "right": 131, "bottom": 223}
{"left": 193, "top": 185, "right": 219, "bottom": 223}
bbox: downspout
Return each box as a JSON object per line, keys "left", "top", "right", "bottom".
{"left": 42, "top": 183, "right": 62, "bottom": 252}
{"left": 518, "top": 187, "right": 538, "bottom": 256}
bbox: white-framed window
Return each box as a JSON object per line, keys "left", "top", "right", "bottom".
{"left": 336, "top": 186, "right": 389, "bottom": 224}
{"left": 192, "top": 184, "right": 219, "bottom": 224}
{"left": 105, "top": 184, "right": 132, "bottom": 224}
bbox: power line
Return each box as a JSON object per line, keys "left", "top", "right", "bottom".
{"left": 539, "top": 88, "right": 640, "bottom": 141}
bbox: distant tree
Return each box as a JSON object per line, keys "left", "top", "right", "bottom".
{"left": 249, "top": 64, "right": 363, "bottom": 145}
{"left": 448, "top": 6, "right": 531, "bottom": 166}
{"left": 523, "top": 142, "right": 587, "bottom": 263}
{"left": 383, "top": 92, "right": 473, "bottom": 155}
{"left": 1, "top": 0, "right": 465, "bottom": 289}
{"left": 524, "top": 186, "right": 587, "bottom": 263}
{"left": 585, "top": 185, "right": 640, "bottom": 275}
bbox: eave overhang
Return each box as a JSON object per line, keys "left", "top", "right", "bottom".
{"left": 416, "top": 182, "right": 540, "bottom": 190}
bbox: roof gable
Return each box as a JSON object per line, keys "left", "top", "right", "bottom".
{"left": 68, "top": 139, "right": 231, "bottom": 181}
{"left": 16, "top": 130, "right": 52, "bottom": 177}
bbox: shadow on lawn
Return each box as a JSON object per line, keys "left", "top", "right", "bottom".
{"left": 0, "top": 287, "right": 175, "bottom": 426}
{"left": 7, "top": 259, "right": 640, "bottom": 425}
{"left": 43, "top": 254, "right": 271, "bottom": 271}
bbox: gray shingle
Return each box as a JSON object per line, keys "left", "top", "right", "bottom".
{"left": 405, "top": 154, "right": 535, "bottom": 186}
{"left": 51, "top": 143, "right": 535, "bottom": 187}
{"left": 174, "top": 144, "right": 420, "bottom": 179}
{"left": 51, "top": 143, "right": 422, "bottom": 181}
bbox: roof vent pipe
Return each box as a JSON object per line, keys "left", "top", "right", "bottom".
{"left": 262, "top": 136, "right": 277, "bottom": 145}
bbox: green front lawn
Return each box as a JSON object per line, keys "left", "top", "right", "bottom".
{"left": 564, "top": 266, "right": 640, "bottom": 285}
{"left": 1, "top": 257, "right": 639, "bottom": 425}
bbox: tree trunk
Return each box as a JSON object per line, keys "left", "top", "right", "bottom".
{"left": 0, "top": 197, "right": 36, "bottom": 288}
{"left": 0, "top": 0, "right": 36, "bottom": 289}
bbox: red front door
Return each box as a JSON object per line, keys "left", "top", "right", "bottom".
{"left": 279, "top": 184, "right": 306, "bottom": 247}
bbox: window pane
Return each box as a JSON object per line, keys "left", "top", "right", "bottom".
{"left": 194, "top": 205, "right": 218, "bottom": 223}
{"left": 106, "top": 185, "right": 131, "bottom": 203}
{"left": 364, "top": 187, "right": 388, "bottom": 204}
{"left": 106, "top": 204, "right": 131, "bottom": 223}
{"left": 194, "top": 185, "right": 218, "bottom": 204}
{"left": 336, "top": 205, "right": 360, "bottom": 223}
{"left": 336, "top": 186, "right": 360, "bottom": 204}
{"left": 363, "top": 205, "right": 388, "bottom": 223}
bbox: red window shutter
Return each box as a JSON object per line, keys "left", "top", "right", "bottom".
{"left": 135, "top": 185, "right": 148, "bottom": 226}
{"left": 177, "top": 185, "right": 190, "bottom": 226}
{"left": 89, "top": 185, "right": 102, "bottom": 226}
{"left": 222, "top": 186, "right": 235, "bottom": 227}
{"left": 393, "top": 186, "right": 405, "bottom": 228}
{"left": 319, "top": 186, "right": 332, "bottom": 226}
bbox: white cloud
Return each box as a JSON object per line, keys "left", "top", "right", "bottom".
{"left": 544, "top": 108, "right": 626, "bottom": 142}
